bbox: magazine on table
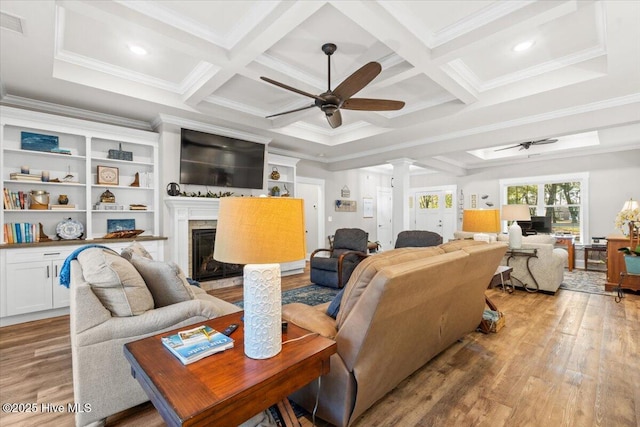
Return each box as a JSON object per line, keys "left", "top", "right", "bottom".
{"left": 161, "top": 325, "right": 234, "bottom": 365}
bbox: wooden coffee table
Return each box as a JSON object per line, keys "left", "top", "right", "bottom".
{"left": 124, "top": 311, "right": 336, "bottom": 427}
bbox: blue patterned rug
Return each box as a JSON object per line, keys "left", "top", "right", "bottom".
{"left": 234, "top": 284, "right": 339, "bottom": 308}
{"left": 559, "top": 269, "right": 615, "bottom": 296}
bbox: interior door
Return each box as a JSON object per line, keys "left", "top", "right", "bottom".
{"left": 376, "top": 187, "right": 393, "bottom": 250}
{"left": 415, "top": 190, "right": 455, "bottom": 241}
{"left": 297, "top": 180, "right": 323, "bottom": 258}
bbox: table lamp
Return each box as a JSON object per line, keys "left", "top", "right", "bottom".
{"left": 214, "top": 197, "right": 306, "bottom": 359}
{"left": 462, "top": 209, "right": 500, "bottom": 242}
{"left": 501, "top": 204, "right": 531, "bottom": 249}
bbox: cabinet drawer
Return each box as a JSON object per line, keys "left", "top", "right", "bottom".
{"left": 5, "top": 247, "right": 76, "bottom": 263}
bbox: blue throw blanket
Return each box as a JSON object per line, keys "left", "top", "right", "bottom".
{"left": 59, "top": 244, "right": 118, "bottom": 288}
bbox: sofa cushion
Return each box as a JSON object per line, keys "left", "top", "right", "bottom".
{"left": 326, "top": 287, "right": 345, "bottom": 319}
{"left": 120, "top": 241, "right": 153, "bottom": 261}
{"left": 439, "top": 239, "right": 488, "bottom": 253}
{"left": 128, "top": 254, "right": 196, "bottom": 308}
{"left": 336, "top": 247, "right": 445, "bottom": 328}
{"left": 77, "top": 248, "right": 154, "bottom": 316}
{"left": 283, "top": 303, "right": 338, "bottom": 339}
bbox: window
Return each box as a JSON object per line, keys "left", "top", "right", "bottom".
{"left": 501, "top": 173, "right": 589, "bottom": 242}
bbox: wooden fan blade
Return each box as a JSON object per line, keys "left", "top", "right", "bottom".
{"left": 333, "top": 62, "right": 382, "bottom": 101}
{"left": 260, "top": 77, "right": 324, "bottom": 102}
{"left": 266, "top": 104, "right": 315, "bottom": 118}
{"left": 533, "top": 138, "right": 558, "bottom": 145}
{"left": 494, "top": 144, "right": 522, "bottom": 152}
{"left": 342, "top": 98, "right": 405, "bottom": 111}
{"left": 326, "top": 110, "right": 342, "bottom": 129}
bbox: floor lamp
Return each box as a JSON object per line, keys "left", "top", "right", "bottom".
{"left": 214, "top": 197, "right": 306, "bottom": 359}
{"left": 501, "top": 204, "right": 531, "bottom": 249}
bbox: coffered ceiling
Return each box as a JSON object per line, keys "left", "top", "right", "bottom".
{"left": 1, "top": 0, "right": 639, "bottom": 175}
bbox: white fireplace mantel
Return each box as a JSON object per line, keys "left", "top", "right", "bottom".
{"left": 165, "top": 197, "right": 220, "bottom": 275}
{"left": 164, "top": 196, "right": 304, "bottom": 277}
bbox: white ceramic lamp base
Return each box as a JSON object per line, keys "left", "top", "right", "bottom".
{"left": 509, "top": 221, "right": 523, "bottom": 248}
{"left": 243, "top": 263, "right": 282, "bottom": 359}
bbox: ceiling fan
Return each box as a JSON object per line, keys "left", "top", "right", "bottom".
{"left": 494, "top": 138, "right": 558, "bottom": 152}
{"left": 260, "top": 43, "right": 405, "bottom": 129}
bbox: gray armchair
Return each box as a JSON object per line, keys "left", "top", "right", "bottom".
{"left": 69, "top": 256, "right": 240, "bottom": 426}
{"left": 310, "top": 228, "right": 369, "bottom": 288}
{"left": 395, "top": 230, "right": 443, "bottom": 248}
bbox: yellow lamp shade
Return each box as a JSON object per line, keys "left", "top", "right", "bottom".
{"left": 463, "top": 209, "right": 500, "bottom": 233}
{"left": 214, "top": 197, "right": 306, "bottom": 264}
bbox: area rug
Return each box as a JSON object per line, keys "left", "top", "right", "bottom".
{"left": 559, "top": 269, "right": 615, "bottom": 296}
{"left": 233, "top": 284, "right": 339, "bottom": 308}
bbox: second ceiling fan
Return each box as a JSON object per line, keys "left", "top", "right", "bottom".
{"left": 494, "top": 138, "right": 558, "bottom": 151}
{"left": 260, "top": 43, "right": 405, "bottom": 129}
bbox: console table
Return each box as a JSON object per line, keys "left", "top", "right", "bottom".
{"left": 124, "top": 311, "right": 336, "bottom": 427}
{"left": 505, "top": 248, "right": 539, "bottom": 292}
{"left": 606, "top": 234, "right": 640, "bottom": 292}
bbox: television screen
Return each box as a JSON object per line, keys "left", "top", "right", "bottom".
{"left": 530, "top": 216, "right": 552, "bottom": 234}
{"left": 180, "top": 128, "right": 265, "bottom": 189}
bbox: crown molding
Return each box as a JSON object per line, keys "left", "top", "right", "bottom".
{"left": 0, "top": 95, "right": 153, "bottom": 131}
{"left": 154, "top": 114, "right": 272, "bottom": 144}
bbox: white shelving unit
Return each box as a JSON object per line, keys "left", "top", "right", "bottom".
{"left": 0, "top": 106, "right": 162, "bottom": 325}
{"left": 267, "top": 153, "right": 299, "bottom": 197}
{"left": 266, "top": 153, "right": 304, "bottom": 274}
{"left": 1, "top": 106, "right": 159, "bottom": 241}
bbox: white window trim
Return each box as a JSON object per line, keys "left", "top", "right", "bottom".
{"left": 499, "top": 172, "right": 590, "bottom": 242}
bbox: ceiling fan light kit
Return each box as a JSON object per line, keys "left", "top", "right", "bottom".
{"left": 261, "top": 43, "right": 405, "bottom": 128}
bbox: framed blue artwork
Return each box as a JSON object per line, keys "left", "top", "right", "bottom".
{"left": 107, "top": 219, "right": 135, "bottom": 233}
{"left": 21, "top": 131, "right": 59, "bottom": 152}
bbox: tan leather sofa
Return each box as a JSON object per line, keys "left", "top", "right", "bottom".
{"left": 282, "top": 240, "right": 507, "bottom": 427}
{"left": 69, "top": 248, "right": 241, "bottom": 426}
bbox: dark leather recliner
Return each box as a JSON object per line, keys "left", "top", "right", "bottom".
{"left": 310, "top": 228, "right": 369, "bottom": 288}
{"left": 394, "top": 230, "right": 443, "bottom": 248}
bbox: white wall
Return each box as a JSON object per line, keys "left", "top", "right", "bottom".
{"left": 411, "top": 148, "right": 640, "bottom": 239}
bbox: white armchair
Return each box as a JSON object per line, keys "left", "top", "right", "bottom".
{"left": 498, "top": 235, "right": 568, "bottom": 294}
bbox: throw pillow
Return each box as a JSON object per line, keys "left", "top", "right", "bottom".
{"left": 77, "top": 248, "right": 154, "bottom": 316}
{"left": 129, "top": 254, "right": 196, "bottom": 307}
{"left": 121, "top": 241, "right": 153, "bottom": 261}
{"left": 325, "top": 288, "right": 344, "bottom": 319}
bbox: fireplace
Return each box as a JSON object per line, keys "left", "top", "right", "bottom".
{"left": 191, "top": 229, "right": 243, "bottom": 281}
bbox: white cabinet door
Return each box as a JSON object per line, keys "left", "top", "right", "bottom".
{"left": 5, "top": 260, "right": 53, "bottom": 315}
{"left": 52, "top": 260, "right": 69, "bottom": 308}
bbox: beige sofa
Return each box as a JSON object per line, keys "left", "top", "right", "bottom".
{"left": 282, "top": 240, "right": 507, "bottom": 427}
{"left": 69, "top": 246, "right": 241, "bottom": 426}
{"left": 497, "top": 234, "right": 568, "bottom": 293}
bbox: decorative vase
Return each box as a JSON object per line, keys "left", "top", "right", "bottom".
{"left": 624, "top": 255, "right": 640, "bottom": 274}
{"left": 58, "top": 194, "right": 69, "bottom": 205}
{"left": 270, "top": 167, "right": 280, "bottom": 180}
{"left": 508, "top": 221, "right": 523, "bottom": 248}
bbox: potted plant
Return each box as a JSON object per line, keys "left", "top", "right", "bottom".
{"left": 270, "top": 185, "right": 280, "bottom": 197}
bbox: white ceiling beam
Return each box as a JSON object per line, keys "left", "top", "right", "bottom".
{"left": 330, "top": 0, "right": 478, "bottom": 105}
{"left": 182, "top": 1, "right": 326, "bottom": 107}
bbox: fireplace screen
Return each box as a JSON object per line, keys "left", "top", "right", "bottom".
{"left": 192, "top": 229, "right": 243, "bottom": 281}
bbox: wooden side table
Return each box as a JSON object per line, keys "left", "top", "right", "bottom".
{"left": 606, "top": 235, "right": 640, "bottom": 291}
{"left": 583, "top": 244, "right": 607, "bottom": 271}
{"left": 124, "top": 312, "right": 336, "bottom": 427}
{"left": 554, "top": 235, "right": 575, "bottom": 271}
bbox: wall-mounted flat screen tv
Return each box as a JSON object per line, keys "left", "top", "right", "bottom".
{"left": 180, "top": 128, "right": 265, "bottom": 189}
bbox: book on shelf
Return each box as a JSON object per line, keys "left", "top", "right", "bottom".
{"left": 9, "top": 173, "right": 42, "bottom": 182}
{"left": 3, "top": 188, "right": 27, "bottom": 210}
{"left": 3, "top": 223, "right": 39, "bottom": 244}
{"left": 161, "top": 325, "right": 234, "bottom": 365}
{"left": 50, "top": 204, "right": 76, "bottom": 210}
{"left": 129, "top": 204, "right": 148, "bottom": 210}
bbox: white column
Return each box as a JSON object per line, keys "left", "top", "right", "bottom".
{"left": 389, "top": 158, "right": 414, "bottom": 243}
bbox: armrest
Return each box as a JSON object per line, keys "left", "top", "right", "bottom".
{"left": 75, "top": 298, "right": 230, "bottom": 347}
{"left": 311, "top": 248, "right": 332, "bottom": 259}
{"left": 337, "top": 251, "right": 369, "bottom": 287}
{"left": 282, "top": 303, "right": 338, "bottom": 339}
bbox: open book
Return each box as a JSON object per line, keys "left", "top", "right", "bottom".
{"left": 161, "top": 325, "right": 234, "bottom": 365}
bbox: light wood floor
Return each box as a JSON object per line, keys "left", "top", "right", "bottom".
{"left": 0, "top": 269, "right": 638, "bottom": 427}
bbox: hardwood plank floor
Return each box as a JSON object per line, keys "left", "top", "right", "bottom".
{"left": 0, "top": 268, "right": 638, "bottom": 427}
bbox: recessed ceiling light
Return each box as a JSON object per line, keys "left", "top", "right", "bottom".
{"left": 513, "top": 40, "right": 535, "bottom": 52}
{"left": 128, "top": 44, "right": 147, "bottom": 55}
